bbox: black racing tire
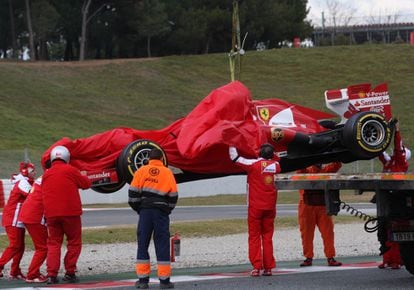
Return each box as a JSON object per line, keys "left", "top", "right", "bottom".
{"left": 91, "top": 180, "right": 127, "bottom": 194}
{"left": 118, "top": 139, "right": 168, "bottom": 184}
{"left": 400, "top": 242, "right": 414, "bottom": 275}
{"left": 342, "top": 112, "right": 392, "bottom": 159}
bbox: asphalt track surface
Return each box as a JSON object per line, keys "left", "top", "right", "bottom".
{"left": 0, "top": 203, "right": 376, "bottom": 233}
{"left": 1, "top": 256, "right": 413, "bottom": 289}
{"left": 0, "top": 204, "right": 412, "bottom": 289}
{"left": 81, "top": 203, "right": 377, "bottom": 229}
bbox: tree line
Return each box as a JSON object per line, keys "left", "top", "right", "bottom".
{"left": 0, "top": 0, "right": 312, "bottom": 61}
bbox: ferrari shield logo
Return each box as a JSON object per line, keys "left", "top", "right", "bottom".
{"left": 259, "top": 108, "right": 270, "bottom": 121}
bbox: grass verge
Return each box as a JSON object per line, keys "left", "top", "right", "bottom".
{"left": 0, "top": 215, "right": 369, "bottom": 249}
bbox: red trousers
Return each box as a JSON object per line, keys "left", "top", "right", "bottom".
{"left": 298, "top": 201, "right": 335, "bottom": 259}
{"left": 0, "top": 226, "right": 25, "bottom": 275}
{"left": 382, "top": 241, "right": 402, "bottom": 266}
{"left": 46, "top": 216, "right": 82, "bottom": 277}
{"left": 25, "top": 223, "right": 48, "bottom": 279}
{"left": 248, "top": 207, "right": 276, "bottom": 270}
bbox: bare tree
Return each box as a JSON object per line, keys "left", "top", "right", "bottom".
{"left": 368, "top": 10, "right": 401, "bottom": 25}
{"left": 80, "top": 0, "right": 108, "bottom": 61}
{"left": 324, "top": 0, "right": 356, "bottom": 45}
{"left": 79, "top": 0, "right": 92, "bottom": 61}
{"left": 325, "top": 0, "right": 356, "bottom": 28}
{"left": 8, "top": 0, "right": 18, "bottom": 58}
{"left": 25, "top": 0, "right": 35, "bottom": 60}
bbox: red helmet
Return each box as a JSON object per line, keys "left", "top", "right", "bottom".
{"left": 20, "top": 161, "right": 35, "bottom": 178}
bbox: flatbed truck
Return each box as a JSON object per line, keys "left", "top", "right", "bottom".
{"left": 275, "top": 173, "right": 414, "bottom": 275}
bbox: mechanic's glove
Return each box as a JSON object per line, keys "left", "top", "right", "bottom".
{"left": 229, "top": 146, "right": 239, "bottom": 162}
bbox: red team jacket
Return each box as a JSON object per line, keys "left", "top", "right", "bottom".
{"left": 379, "top": 130, "right": 409, "bottom": 173}
{"left": 41, "top": 160, "right": 91, "bottom": 218}
{"left": 2, "top": 174, "right": 32, "bottom": 227}
{"left": 232, "top": 152, "right": 281, "bottom": 210}
{"left": 19, "top": 176, "right": 45, "bottom": 225}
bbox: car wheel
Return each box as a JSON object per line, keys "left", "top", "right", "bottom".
{"left": 342, "top": 111, "right": 392, "bottom": 159}
{"left": 400, "top": 242, "right": 414, "bottom": 275}
{"left": 91, "top": 180, "right": 127, "bottom": 194}
{"left": 118, "top": 139, "right": 168, "bottom": 183}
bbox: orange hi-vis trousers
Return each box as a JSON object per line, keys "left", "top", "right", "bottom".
{"left": 298, "top": 200, "right": 335, "bottom": 259}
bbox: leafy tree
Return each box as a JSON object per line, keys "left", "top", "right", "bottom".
{"left": 240, "top": 0, "right": 311, "bottom": 49}
{"left": 0, "top": 0, "right": 11, "bottom": 57}
{"left": 134, "top": 0, "right": 170, "bottom": 57}
{"left": 31, "top": 0, "right": 59, "bottom": 60}
{"left": 163, "top": 0, "right": 231, "bottom": 55}
{"left": 50, "top": 0, "right": 83, "bottom": 60}
{"left": 24, "top": 0, "right": 35, "bottom": 60}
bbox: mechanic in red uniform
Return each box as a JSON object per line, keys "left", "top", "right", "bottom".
{"left": 129, "top": 148, "right": 178, "bottom": 289}
{"left": 0, "top": 162, "right": 35, "bottom": 279}
{"left": 229, "top": 143, "right": 281, "bottom": 277}
{"left": 377, "top": 119, "right": 410, "bottom": 270}
{"left": 41, "top": 145, "right": 91, "bottom": 284}
{"left": 297, "top": 162, "right": 343, "bottom": 267}
{"left": 19, "top": 176, "right": 48, "bottom": 283}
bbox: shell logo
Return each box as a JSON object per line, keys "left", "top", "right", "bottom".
{"left": 264, "top": 175, "right": 273, "bottom": 185}
{"left": 149, "top": 168, "right": 160, "bottom": 176}
{"left": 271, "top": 128, "right": 284, "bottom": 142}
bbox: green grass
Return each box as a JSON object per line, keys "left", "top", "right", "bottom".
{"left": 1, "top": 44, "right": 414, "bottom": 176}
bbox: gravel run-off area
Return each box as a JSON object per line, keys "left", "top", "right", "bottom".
{"left": 11, "top": 222, "right": 380, "bottom": 277}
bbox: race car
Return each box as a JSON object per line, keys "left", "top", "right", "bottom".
{"left": 41, "top": 81, "right": 393, "bottom": 193}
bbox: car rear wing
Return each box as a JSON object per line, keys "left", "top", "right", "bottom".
{"left": 324, "top": 83, "right": 392, "bottom": 124}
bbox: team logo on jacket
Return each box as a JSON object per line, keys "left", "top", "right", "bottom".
{"left": 259, "top": 108, "right": 270, "bottom": 121}
{"left": 264, "top": 175, "right": 273, "bottom": 185}
{"left": 149, "top": 168, "right": 160, "bottom": 176}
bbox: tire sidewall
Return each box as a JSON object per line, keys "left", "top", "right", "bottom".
{"left": 119, "top": 139, "right": 167, "bottom": 184}
{"left": 343, "top": 112, "right": 391, "bottom": 158}
{"left": 91, "top": 180, "right": 127, "bottom": 194}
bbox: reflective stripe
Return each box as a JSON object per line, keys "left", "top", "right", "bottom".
{"left": 130, "top": 186, "right": 141, "bottom": 192}
{"left": 128, "top": 197, "right": 141, "bottom": 202}
{"left": 157, "top": 263, "right": 171, "bottom": 279}
{"left": 142, "top": 187, "right": 170, "bottom": 197}
{"left": 136, "top": 262, "right": 151, "bottom": 276}
{"left": 169, "top": 191, "right": 178, "bottom": 197}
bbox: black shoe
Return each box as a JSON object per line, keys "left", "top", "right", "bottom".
{"left": 300, "top": 258, "right": 313, "bottom": 267}
{"left": 62, "top": 273, "right": 79, "bottom": 283}
{"left": 135, "top": 280, "right": 149, "bottom": 289}
{"left": 47, "top": 276, "right": 59, "bottom": 284}
{"left": 327, "top": 257, "right": 342, "bottom": 266}
{"left": 160, "top": 282, "right": 174, "bottom": 289}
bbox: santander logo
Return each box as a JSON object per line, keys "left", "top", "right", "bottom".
{"left": 358, "top": 96, "right": 390, "bottom": 107}
{"left": 88, "top": 172, "right": 110, "bottom": 179}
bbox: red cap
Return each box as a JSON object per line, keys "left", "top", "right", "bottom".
{"left": 20, "top": 162, "right": 35, "bottom": 177}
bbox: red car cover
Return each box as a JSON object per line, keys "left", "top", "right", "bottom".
{"left": 42, "top": 81, "right": 333, "bottom": 175}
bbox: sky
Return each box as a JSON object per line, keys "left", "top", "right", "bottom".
{"left": 307, "top": 0, "right": 414, "bottom": 26}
